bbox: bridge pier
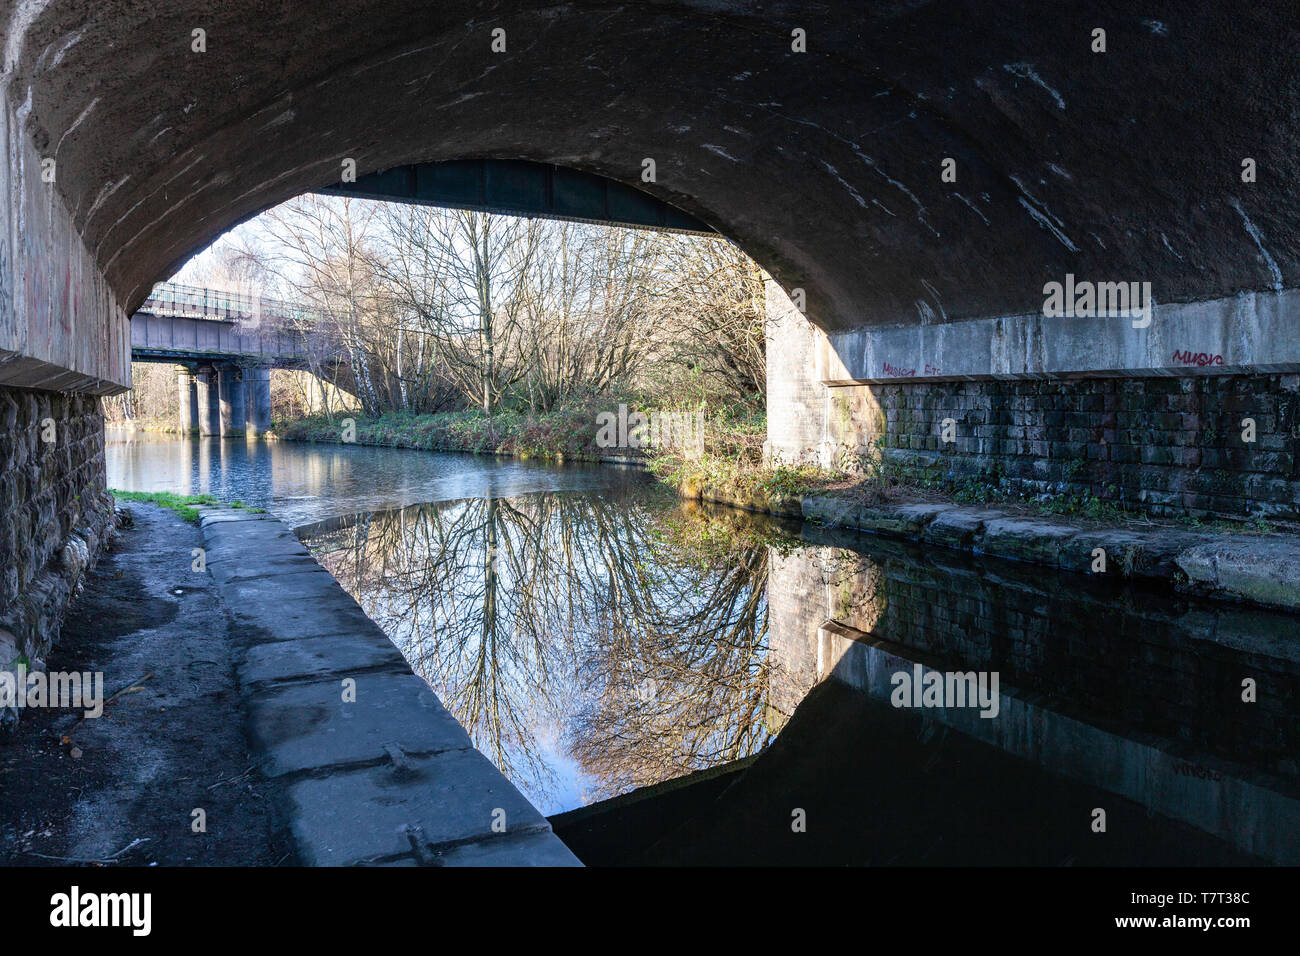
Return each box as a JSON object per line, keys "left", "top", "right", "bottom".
{"left": 244, "top": 368, "right": 272, "bottom": 438}
{"left": 176, "top": 367, "right": 198, "bottom": 433}
{"left": 218, "top": 365, "right": 247, "bottom": 437}
{"left": 195, "top": 367, "right": 221, "bottom": 437}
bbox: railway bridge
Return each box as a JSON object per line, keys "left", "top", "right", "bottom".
{"left": 129, "top": 282, "right": 335, "bottom": 437}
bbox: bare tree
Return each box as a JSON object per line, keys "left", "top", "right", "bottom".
{"left": 184, "top": 235, "right": 274, "bottom": 299}
{"left": 516, "top": 222, "right": 656, "bottom": 411}
{"left": 377, "top": 205, "right": 544, "bottom": 417}
{"left": 643, "top": 234, "right": 768, "bottom": 408}
{"left": 261, "top": 195, "right": 384, "bottom": 416}
{"left": 134, "top": 196, "right": 770, "bottom": 424}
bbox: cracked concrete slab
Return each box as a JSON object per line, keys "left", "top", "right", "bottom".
{"left": 239, "top": 633, "right": 409, "bottom": 689}
{"left": 246, "top": 671, "right": 473, "bottom": 778}
{"left": 286, "top": 748, "right": 575, "bottom": 865}
{"left": 208, "top": 553, "right": 327, "bottom": 586}
{"left": 430, "top": 829, "right": 584, "bottom": 866}
{"left": 227, "top": 593, "right": 379, "bottom": 644}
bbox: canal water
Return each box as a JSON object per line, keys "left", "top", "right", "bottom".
{"left": 108, "top": 431, "right": 1300, "bottom": 865}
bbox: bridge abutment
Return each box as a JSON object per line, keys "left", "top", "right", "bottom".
{"left": 765, "top": 282, "right": 1300, "bottom": 521}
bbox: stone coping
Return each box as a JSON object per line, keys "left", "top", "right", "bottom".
{"left": 796, "top": 495, "right": 1300, "bottom": 612}
{"left": 688, "top": 485, "right": 1300, "bottom": 613}
{"left": 197, "top": 508, "right": 581, "bottom": 867}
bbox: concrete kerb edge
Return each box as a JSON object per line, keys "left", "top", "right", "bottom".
{"left": 791, "top": 493, "right": 1300, "bottom": 611}
{"left": 197, "top": 509, "right": 581, "bottom": 867}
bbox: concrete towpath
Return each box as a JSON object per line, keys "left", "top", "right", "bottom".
{"left": 0, "top": 503, "right": 290, "bottom": 866}
{"left": 197, "top": 507, "right": 579, "bottom": 866}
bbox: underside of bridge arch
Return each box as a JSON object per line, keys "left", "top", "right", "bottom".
{"left": 4, "top": 1, "right": 1299, "bottom": 345}
{"left": 2, "top": 2, "right": 1300, "bottom": 659}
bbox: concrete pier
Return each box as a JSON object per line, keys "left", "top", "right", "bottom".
{"left": 176, "top": 367, "right": 198, "bottom": 433}
{"left": 174, "top": 362, "right": 269, "bottom": 437}
{"left": 218, "top": 365, "right": 247, "bottom": 437}
{"left": 195, "top": 367, "right": 221, "bottom": 437}
{"left": 245, "top": 368, "right": 272, "bottom": 438}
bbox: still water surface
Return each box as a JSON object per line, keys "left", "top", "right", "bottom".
{"left": 108, "top": 431, "right": 1299, "bottom": 864}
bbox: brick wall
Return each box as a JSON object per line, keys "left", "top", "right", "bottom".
{"left": 0, "top": 386, "right": 115, "bottom": 671}
{"left": 831, "top": 374, "right": 1300, "bottom": 519}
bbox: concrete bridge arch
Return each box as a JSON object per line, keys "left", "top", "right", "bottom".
{"left": 3, "top": 1, "right": 1300, "bottom": 661}
{"left": 4, "top": 2, "right": 1299, "bottom": 365}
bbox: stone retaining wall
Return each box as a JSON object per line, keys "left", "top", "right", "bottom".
{"left": 831, "top": 375, "right": 1300, "bottom": 520}
{"left": 766, "top": 282, "right": 1300, "bottom": 521}
{"left": 0, "top": 386, "right": 115, "bottom": 685}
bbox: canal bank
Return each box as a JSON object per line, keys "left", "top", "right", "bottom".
{"left": 95, "top": 431, "right": 1300, "bottom": 866}
{"left": 1, "top": 497, "right": 580, "bottom": 867}
{"left": 264, "top": 418, "right": 1300, "bottom": 614}
{"left": 0, "top": 503, "right": 291, "bottom": 866}
{"left": 196, "top": 507, "right": 580, "bottom": 866}
{"left": 680, "top": 482, "right": 1300, "bottom": 612}
{"left": 269, "top": 408, "right": 654, "bottom": 467}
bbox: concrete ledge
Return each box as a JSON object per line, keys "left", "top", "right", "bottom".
{"left": 240, "top": 633, "right": 409, "bottom": 688}
{"left": 802, "top": 498, "right": 946, "bottom": 536}
{"left": 977, "top": 517, "right": 1080, "bottom": 566}
{"left": 246, "top": 672, "right": 473, "bottom": 778}
{"left": 1177, "top": 539, "right": 1300, "bottom": 611}
{"left": 818, "top": 288, "right": 1300, "bottom": 384}
{"left": 286, "top": 749, "right": 564, "bottom": 865}
{"left": 198, "top": 508, "right": 581, "bottom": 867}
{"left": 921, "top": 508, "right": 1001, "bottom": 550}
{"left": 795, "top": 495, "right": 1300, "bottom": 611}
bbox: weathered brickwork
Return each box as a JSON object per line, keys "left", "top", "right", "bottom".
{"left": 0, "top": 386, "right": 115, "bottom": 671}
{"left": 831, "top": 375, "right": 1300, "bottom": 520}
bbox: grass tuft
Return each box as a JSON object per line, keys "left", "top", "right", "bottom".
{"left": 110, "top": 490, "right": 224, "bottom": 524}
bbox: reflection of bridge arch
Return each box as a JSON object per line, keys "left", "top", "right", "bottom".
{"left": 763, "top": 528, "right": 1300, "bottom": 864}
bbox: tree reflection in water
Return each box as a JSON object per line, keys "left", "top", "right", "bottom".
{"left": 302, "top": 489, "right": 781, "bottom": 812}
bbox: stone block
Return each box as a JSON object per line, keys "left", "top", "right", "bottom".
{"left": 976, "top": 518, "right": 1080, "bottom": 565}
{"left": 923, "top": 508, "right": 1005, "bottom": 550}
{"left": 1176, "top": 537, "right": 1300, "bottom": 611}
{"left": 286, "top": 748, "right": 557, "bottom": 865}
{"left": 247, "top": 671, "right": 472, "bottom": 777}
